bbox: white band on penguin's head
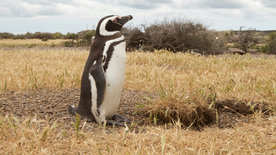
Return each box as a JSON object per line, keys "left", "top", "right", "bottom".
{"left": 99, "top": 16, "right": 120, "bottom": 36}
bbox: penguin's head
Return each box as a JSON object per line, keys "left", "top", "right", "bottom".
{"left": 97, "top": 15, "right": 133, "bottom": 36}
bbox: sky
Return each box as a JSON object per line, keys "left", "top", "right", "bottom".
{"left": 0, "top": 0, "right": 275, "bottom": 34}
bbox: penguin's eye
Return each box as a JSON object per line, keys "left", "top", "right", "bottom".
{"left": 112, "top": 18, "right": 117, "bottom": 23}
{"left": 112, "top": 17, "right": 121, "bottom": 24}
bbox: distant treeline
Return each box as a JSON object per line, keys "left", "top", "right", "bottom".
{"left": 0, "top": 31, "right": 93, "bottom": 40}
{"left": 0, "top": 30, "right": 95, "bottom": 46}
{"left": 0, "top": 32, "right": 64, "bottom": 40}
{"left": 1, "top": 19, "right": 275, "bottom": 54}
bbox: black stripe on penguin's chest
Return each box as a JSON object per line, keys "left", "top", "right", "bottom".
{"left": 103, "top": 39, "right": 125, "bottom": 72}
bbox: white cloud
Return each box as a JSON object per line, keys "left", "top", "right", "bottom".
{"left": 0, "top": 0, "right": 275, "bottom": 33}
{"left": 0, "top": 0, "right": 65, "bottom": 17}
{"left": 261, "top": 0, "right": 276, "bottom": 8}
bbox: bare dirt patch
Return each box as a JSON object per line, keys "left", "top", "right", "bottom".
{"left": 0, "top": 89, "right": 271, "bottom": 131}
{"left": 0, "top": 89, "right": 147, "bottom": 131}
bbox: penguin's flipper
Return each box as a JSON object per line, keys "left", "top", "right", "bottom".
{"left": 89, "top": 57, "right": 106, "bottom": 109}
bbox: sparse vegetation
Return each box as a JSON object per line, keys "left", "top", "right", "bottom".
{"left": 0, "top": 27, "right": 276, "bottom": 154}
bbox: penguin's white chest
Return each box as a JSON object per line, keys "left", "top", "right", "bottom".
{"left": 99, "top": 41, "right": 126, "bottom": 120}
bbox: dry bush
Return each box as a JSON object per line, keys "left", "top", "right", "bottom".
{"left": 264, "top": 32, "right": 276, "bottom": 54}
{"left": 122, "top": 27, "right": 146, "bottom": 51}
{"left": 235, "top": 27, "right": 259, "bottom": 53}
{"left": 125, "top": 19, "right": 226, "bottom": 54}
{"left": 140, "top": 94, "right": 216, "bottom": 128}
{"left": 0, "top": 32, "right": 15, "bottom": 39}
{"left": 63, "top": 30, "right": 95, "bottom": 47}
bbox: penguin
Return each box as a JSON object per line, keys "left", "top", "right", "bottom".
{"left": 69, "top": 15, "right": 133, "bottom": 126}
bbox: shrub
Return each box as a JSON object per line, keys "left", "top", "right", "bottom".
{"left": 235, "top": 27, "right": 259, "bottom": 53}
{"left": 124, "top": 19, "right": 226, "bottom": 54}
{"left": 64, "top": 33, "right": 78, "bottom": 40}
{"left": 41, "top": 38, "right": 48, "bottom": 41}
{"left": 63, "top": 40, "right": 75, "bottom": 47}
{"left": 15, "top": 34, "right": 25, "bottom": 39}
{"left": 123, "top": 27, "right": 146, "bottom": 51}
{"left": 63, "top": 30, "right": 95, "bottom": 47}
{"left": 33, "top": 32, "right": 55, "bottom": 40}
{"left": 53, "top": 32, "right": 64, "bottom": 39}
{"left": 265, "top": 32, "right": 276, "bottom": 54}
{"left": 77, "top": 30, "right": 95, "bottom": 46}
{"left": 0, "top": 32, "right": 15, "bottom": 39}
{"left": 24, "top": 32, "right": 34, "bottom": 39}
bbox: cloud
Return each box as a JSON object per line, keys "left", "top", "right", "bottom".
{"left": 0, "top": 0, "right": 275, "bottom": 33}
{"left": 90, "top": 0, "right": 172, "bottom": 10}
{"left": 262, "top": 0, "right": 276, "bottom": 8}
{"left": 172, "top": 0, "right": 251, "bottom": 9}
{"left": 0, "top": 0, "right": 69, "bottom": 17}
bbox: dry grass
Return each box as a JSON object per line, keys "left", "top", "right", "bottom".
{"left": 0, "top": 48, "right": 86, "bottom": 90}
{"left": 0, "top": 47, "right": 276, "bottom": 154}
{"left": 2, "top": 48, "right": 276, "bottom": 104}
{"left": 126, "top": 50, "right": 276, "bottom": 103}
{"left": 0, "top": 39, "right": 68, "bottom": 47}
{"left": 126, "top": 51, "right": 276, "bottom": 125}
{"left": 0, "top": 114, "right": 275, "bottom": 154}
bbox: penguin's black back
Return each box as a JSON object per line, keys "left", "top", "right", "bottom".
{"left": 75, "top": 26, "right": 123, "bottom": 120}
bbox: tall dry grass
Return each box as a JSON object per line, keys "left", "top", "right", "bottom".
{"left": 0, "top": 48, "right": 86, "bottom": 90}
{"left": 126, "top": 50, "right": 276, "bottom": 104}
{"left": 0, "top": 48, "right": 276, "bottom": 154}
{"left": 2, "top": 49, "right": 276, "bottom": 105}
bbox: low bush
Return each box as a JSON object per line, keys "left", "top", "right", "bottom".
{"left": 0, "top": 32, "right": 15, "bottom": 39}
{"left": 235, "top": 27, "right": 260, "bottom": 53}
{"left": 63, "top": 30, "right": 95, "bottom": 47}
{"left": 265, "top": 32, "right": 276, "bottom": 54}
{"left": 125, "top": 19, "right": 226, "bottom": 54}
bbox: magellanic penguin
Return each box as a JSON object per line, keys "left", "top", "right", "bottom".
{"left": 69, "top": 15, "right": 133, "bottom": 126}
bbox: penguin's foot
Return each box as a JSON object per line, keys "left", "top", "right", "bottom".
{"left": 68, "top": 105, "right": 95, "bottom": 122}
{"left": 68, "top": 105, "right": 77, "bottom": 115}
{"left": 112, "top": 114, "right": 130, "bottom": 124}
{"left": 105, "top": 114, "right": 130, "bottom": 127}
{"left": 106, "top": 120, "right": 126, "bottom": 127}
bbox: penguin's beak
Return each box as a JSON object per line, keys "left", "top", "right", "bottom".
{"left": 115, "top": 15, "right": 133, "bottom": 26}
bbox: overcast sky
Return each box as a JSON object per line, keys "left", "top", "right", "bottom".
{"left": 0, "top": 0, "right": 275, "bottom": 34}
